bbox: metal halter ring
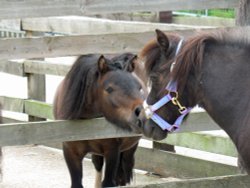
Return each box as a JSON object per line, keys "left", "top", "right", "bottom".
{"left": 171, "top": 96, "right": 187, "bottom": 114}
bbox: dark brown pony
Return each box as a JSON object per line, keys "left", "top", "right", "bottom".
{"left": 138, "top": 28, "right": 250, "bottom": 173}
{"left": 53, "top": 54, "right": 146, "bottom": 188}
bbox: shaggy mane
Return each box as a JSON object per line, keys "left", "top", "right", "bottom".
{"left": 172, "top": 27, "right": 250, "bottom": 93}
{"left": 60, "top": 54, "right": 100, "bottom": 119}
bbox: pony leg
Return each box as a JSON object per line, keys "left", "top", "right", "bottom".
{"left": 102, "top": 149, "right": 120, "bottom": 187}
{"left": 238, "top": 154, "right": 247, "bottom": 173}
{"left": 116, "top": 143, "right": 138, "bottom": 186}
{"left": 92, "top": 154, "right": 104, "bottom": 188}
{"left": 63, "top": 142, "right": 86, "bottom": 188}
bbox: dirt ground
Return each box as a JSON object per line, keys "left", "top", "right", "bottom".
{"left": 0, "top": 145, "right": 170, "bottom": 188}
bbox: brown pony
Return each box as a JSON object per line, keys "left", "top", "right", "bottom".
{"left": 91, "top": 53, "right": 148, "bottom": 187}
{"left": 138, "top": 28, "right": 250, "bottom": 173}
{"left": 53, "top": 54, "right": 146, "bottom": 188}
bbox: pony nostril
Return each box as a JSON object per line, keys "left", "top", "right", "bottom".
{"left": 134, "top": 106, "right": 142, "bottom": 117}
{"left": 136, "top": 119, "right": 142, "bottom": 128}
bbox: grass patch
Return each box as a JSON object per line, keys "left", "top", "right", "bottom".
{"left": 208, "top": 9, "right": 235, "bottom": 18}
{"left": 178, "top": 9, "right": 235, "bottom": 18}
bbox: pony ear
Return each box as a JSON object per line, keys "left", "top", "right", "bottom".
{"left": 155, "top": 29, "right": 169, "bottom": 52}
{"left": 126, "top": 55, "right": 137, "bottom": 72}
{"left": 98, "top": 55, "right": 109, "bottom": 74}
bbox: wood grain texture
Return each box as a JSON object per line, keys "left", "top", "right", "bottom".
{"left": 0, "top": 0, "right": 238, "bottom": 19}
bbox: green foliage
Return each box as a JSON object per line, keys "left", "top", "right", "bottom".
{"left": 178, "top": 9, "right": 235, "bottom": 18}
{"left": 208, "top": 9, "right": 235, "bottom": 18}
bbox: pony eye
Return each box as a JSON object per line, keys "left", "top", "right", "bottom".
{"left": 106, "top": 86, "right": 114, "bottom": 93}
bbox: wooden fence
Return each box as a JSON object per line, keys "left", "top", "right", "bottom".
{"left": 0, "top": 0, "right": 239, "bottom": 19}
{"left": 0, "top": 0, "right": 249, "bottom": 187}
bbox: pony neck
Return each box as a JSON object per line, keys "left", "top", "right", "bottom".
{"left": 197, "top": 43, "right": 250, "bottom": 141}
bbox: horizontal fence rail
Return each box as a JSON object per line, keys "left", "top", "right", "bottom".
{"left": 2, "top": 97, "right": 236, "bottom": 157}
{"left": 166, "top": 132, "right": 237, "bottom": 157}
{"left": 134, "top": 147, "right": 239, "bottom": 178}
{"left": 126, "top": 174, "right": 250, "bottom": 188}
{"left": 79, "top": 0, "right": 239, "bottom": 15}
{"left": 21, "top": 17, "right": 213, "bottom": 35}
{"left": 0, "top": 26, "right": 240, "bottom": 60}
{"left": 0, "top": 32, "right": 156, "bottom": 59}
{"left": 0, "top": 0, "right": 239, "bottom": 19}
{"left": 0, "top": 96, "right": 220, "bottom": 133}
{"left": 0, "top": 119, "right": 141, "bottom": 146}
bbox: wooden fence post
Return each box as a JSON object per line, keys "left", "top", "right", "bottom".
{"left": 159, "top": 11, "right": 173, "bottom": 23}
{"left": 236, "top": 0, "right": 250, "bottom": 26}
{"left": 26, "top": 31, "right": 46, "bottom": 122}
{"left": 27, "top": 73, "right": 46, "bottom": 121}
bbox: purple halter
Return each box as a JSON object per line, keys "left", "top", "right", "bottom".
{"left": 143, "top": 38, "right": 193, "bottom": 132}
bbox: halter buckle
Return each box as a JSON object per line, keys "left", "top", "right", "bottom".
{"left": 171, "top": 97, "right": 187, "bottom": 114}
{"left": 178, "top": 106, "right": 187, "bottom": 114}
